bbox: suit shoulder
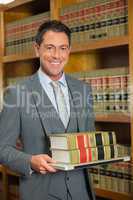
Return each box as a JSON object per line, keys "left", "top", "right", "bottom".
{"left": 8, "top": 73, "right": 38, "bottom": 89}
{"left": 66, "top": 74, "right": 91, "bottom": 89}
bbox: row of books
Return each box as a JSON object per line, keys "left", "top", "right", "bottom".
{"left": 5, "top": 11, "right": 50, "bottom": 55}
{"left": 60, "top": 0, "right": 128, "bottom": 45}
{"left": 49, "top": 131, "right": 119, "bottom": 164}
{"left": 89, "top": 158, "right": 132, "bottom": 194}
{"left": 69, "top": 67, "right": 130, "bottom": 115}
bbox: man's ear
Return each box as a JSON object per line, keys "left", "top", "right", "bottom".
{"left": 33, "top": 42, "right": 40, "bottom": 57}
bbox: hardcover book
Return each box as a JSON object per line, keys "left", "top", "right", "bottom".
{"left": 49, "top": 131, "right": 117, "bottom": 150}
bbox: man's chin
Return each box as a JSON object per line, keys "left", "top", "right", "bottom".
{"left": 49, "top": 72, "right": 63, "bottom": 80}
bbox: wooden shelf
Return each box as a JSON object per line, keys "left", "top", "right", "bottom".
{"left": 0, "top": 165, "right": 19, "bottom": 176}
{"left": 0, "top": 164, "right": 4, "bottom": 173}
{"left": 5, "top": 167, "right": 19, "bottom": 177}
{"left": 95, "top": 113, "right": 130, "bottom": 123}
{"left": 95, "top": 188, "right": 133, "bottom": 200}
{"left": 0, "top": 5, "right": 6, "bottom": 11}
{"left": 0, "top": 0, "right": 33, "bottom": 11}
{"left": 5, "top": 0, "right": 34, "bottom": 10}
{"left": 71, "top": 35, "right": 128, "bottom": 53}
{"left": 3, "top": 53, "right": 36, "bottom": 63}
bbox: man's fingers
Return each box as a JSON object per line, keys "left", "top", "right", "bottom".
{"left": 43, "top": 154, "right": 56, "bottom": 163}
{"left": 42, "top": 160, "right": 57, "bottom": 172}
{"left": 40, "top": 170, "right": 46, "bottom": 174}
{"left": 30, "top": 154, "right": 57, "bottom": 173}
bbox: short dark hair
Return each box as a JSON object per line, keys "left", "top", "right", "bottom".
{"left": 35, "top": 20, "right": 71, "bottom": 46}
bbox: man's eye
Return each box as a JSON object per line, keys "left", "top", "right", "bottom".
{"left": 61, "top": 47, "right": 68, "bottom": 51}
{"left": 47, "top": 46, "right": 53, "bottom": 50}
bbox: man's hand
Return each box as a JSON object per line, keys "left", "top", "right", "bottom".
{"left": 30, "top": 154, "right": 57, "bottom": 174}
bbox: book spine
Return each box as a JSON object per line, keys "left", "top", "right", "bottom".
{"left": 69, "top": 145, "right": 117, "bottom": 164}
{"left": 68, "top": 134, "right": 88, "bottom": 149}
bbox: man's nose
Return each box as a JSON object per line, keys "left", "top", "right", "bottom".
{"left": 52, "top": 48, "right": 60, "bottom": 58}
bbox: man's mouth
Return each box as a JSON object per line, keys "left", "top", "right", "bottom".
{"left": 50, "top": 61, "right": 61, "bottom": 65}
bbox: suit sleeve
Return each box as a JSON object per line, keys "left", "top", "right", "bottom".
{"left": 84, "top": 83, "right": 96, "bottom": 200}
{"left": 0, "top": 87, "right": 32, "bottom": 177}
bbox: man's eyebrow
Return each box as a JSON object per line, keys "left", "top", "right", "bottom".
{"left": 43, "top": 44, "right": 69, "bottom": 47}
{"left": 43, "top": 44, "right": 54, "bottom": 46}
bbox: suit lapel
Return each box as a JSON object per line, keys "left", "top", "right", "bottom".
{"left": 66, "top": 75, "right": 82, "bottom": 131}
{"left": 27, "top": 73, "right": 65, "bottom": 135}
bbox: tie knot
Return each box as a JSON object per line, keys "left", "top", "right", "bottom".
{"left": 51, "top": 81, "right": 60, "bottom": 88}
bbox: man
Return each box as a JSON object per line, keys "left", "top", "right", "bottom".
{"left": 0, "top": 20, "right": 95, "bottom": 200}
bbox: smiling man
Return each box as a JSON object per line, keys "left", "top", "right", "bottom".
{"left": 0, "top": 20, "right": 95, "bottom": 200}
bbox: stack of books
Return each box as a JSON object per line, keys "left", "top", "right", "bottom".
{"left": 49, "top": 131, "right": 118, "bottom": 165}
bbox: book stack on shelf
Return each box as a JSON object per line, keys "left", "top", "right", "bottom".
{"left": 49, "top": 131, "right": 120, "bottom": 166}
{"left": 68, "top": 67, "right": 129, "bottom": 115}
{"left": 89, "top": 157, "right": 132, "bottom": 194}
{"left": 60, "top": 0, "right": 128, "bottom": 45}
{"left": 5, "top": 11, "right": 50, "bottom": 56}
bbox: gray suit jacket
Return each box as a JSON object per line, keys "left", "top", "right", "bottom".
{"left": 0, "top": 73, "right": 95, "bottom": 200}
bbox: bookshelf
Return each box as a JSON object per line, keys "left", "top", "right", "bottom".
{"left": 95, "top": 113, "right": 130, "bottom": 123}
{"left": 95, "top": 188, "right": 133, "bottom": 200}
{"left": 71, "top": 35, "right": 128, "bottom": 53}
{"left": 0, "top": 0, "right": 133, "bottom": 199}
{"left": 3, "top": 53, "right": 36, "bottom": 63}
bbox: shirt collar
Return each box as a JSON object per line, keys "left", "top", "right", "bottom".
{"left": 38, "top": 68, "right": 67, "bottom": 87}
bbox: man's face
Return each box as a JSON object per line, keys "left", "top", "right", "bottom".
{"left": 34, "top": 30, "right": 71, "bottom": 80}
